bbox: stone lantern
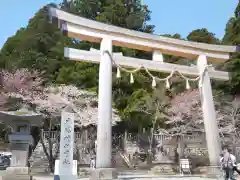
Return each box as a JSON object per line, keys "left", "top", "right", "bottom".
{"left": 0, "top": 109, "right": 42, "bottom": 180}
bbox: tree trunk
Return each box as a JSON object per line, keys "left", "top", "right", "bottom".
{"left": 31, "top": 127, "right": 40, "bottom": 151}
{"left": 40, "top": 131, "right": 51, "bottom": 170}
{"left": 177, "top": 135, "right": 184, "bottom": 159}
{"left": 39, "top": 119, "right": 59, "bottom": 173}
{"left": 148, "top": 119, "right": 157, "bottom": 164}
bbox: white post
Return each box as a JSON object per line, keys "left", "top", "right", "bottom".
{"left": 197, "top": 55, "right": 221, "bottom": 166}
{"left": 96, "top": 38, "right": 113, "bottom": 168}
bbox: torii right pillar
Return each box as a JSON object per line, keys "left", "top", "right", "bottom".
{"left": 197, "top": 55, "right": 221, "bottom": 170}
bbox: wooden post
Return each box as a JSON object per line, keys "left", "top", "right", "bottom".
{"left": 197, "top": 55, "right": 221, "bottom": 166}
{"left": 152, "top": 50, "right": 164, "bottom": 62}
{"left": 96, "top": 38, "right": 113, "bottom": 168}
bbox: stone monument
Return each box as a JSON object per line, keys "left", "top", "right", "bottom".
{"left": 0, "top": 109, "right": 42, "bottom": 180}
{"left": 54, "top": 106, "right": 77, "bottom": 180}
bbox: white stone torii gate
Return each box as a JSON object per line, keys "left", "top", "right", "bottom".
{"left": 49, "top": 8, "right": 238, "bottom": 169}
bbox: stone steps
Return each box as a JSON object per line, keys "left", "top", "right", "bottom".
{"left": 30, "top": 141, "right": 59, "bottom": 173}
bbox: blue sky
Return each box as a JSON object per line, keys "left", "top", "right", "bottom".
{"left": 0, "top": 0, "right": 238, "bottom": 48}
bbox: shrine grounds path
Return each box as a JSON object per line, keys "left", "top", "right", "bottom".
{"left": 0, "top": 170, "right": 236, "bottom": 180}
{"left": 32, "top": 175, "right": 229, "bottom": 180}
{"left": 32, "top": 177, "right": 228, "bottom": 180}
{"left": 0, "top": 175, "right": 233, "bottom": 180}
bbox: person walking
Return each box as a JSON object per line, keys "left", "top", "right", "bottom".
{"left": 221, "top": 146, "right": 237, "bottom": 180}
{"left": 228, "top": 149, "right": 240, "bottom": 175}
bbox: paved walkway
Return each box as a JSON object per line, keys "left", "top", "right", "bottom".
{"left": 117, "top": 174, "right": 226, "bottom": 180}
{"left": 32, "top": 175, "right": 225, "bottom": 180}
{"left": 0, "top": 171, "right": 229, "bottom": 180}
{"left": 129, "top": 178, "right": 221, "bottom": 180}
{"left": 33, "top": 178, "right": 223, "bottom": 180}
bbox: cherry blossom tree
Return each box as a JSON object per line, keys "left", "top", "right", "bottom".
{"left": 2, "top": 71, "right": 121, "bottom": 127}
{"left": 2, "top": 69, "right": 43, "bottom": 95}
{"left": 167, "top": 89, "right": 240, "bottom": 158}
{"left": 214, "top": 93, "right": 240, "bottom": 143}
{"left": 0, "top": 69, "right": 43, "bottom": 110}
{"left": 25, "top": 85, "right": 121, "bottom": 125}
{"left": 166, "top": 89, "right": 203, "bottom": 136}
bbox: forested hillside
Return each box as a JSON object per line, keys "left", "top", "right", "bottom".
{"left": 0, "top": 0, "right": 239, "bottom": 131}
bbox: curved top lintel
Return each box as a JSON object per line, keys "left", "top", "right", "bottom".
{"left": 49, "top": 7, "right": 238, "bottom": 62}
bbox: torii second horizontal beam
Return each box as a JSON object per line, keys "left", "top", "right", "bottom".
{"left": 64, "top": 48, "right": 229, "bottom": 81}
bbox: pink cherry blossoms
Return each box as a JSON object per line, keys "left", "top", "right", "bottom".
{"left": 167, "top": 88, "right": 240, "bottom": 142}
{"left": 0, "top": 69, "right": 121, "bottom": 127}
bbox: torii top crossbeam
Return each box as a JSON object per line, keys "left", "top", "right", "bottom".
{"left": 49, "top": 7, "right": 238, "bottom": 63}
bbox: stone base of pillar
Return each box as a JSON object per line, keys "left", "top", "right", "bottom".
{"left": 53, "top": 175, "right": 78, "bottom": 180}
{"left": 3, "top": 167, "right": 32, "bottom": 180}
{"left": 90, "top": 168, "right": 118, "bottom": 180}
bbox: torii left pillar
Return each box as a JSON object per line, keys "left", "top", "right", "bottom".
{"left": 91, "top": 38, "right": 117, "bottom": 179}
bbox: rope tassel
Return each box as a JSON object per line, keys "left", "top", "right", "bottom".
{"left": 130, "top": 73, "right": 134, "bottom": 84}
{"left": 166, "top": 79, "right": 170, "bottom": 89}
{"left": 186, "top": 79, "right": 190, "bottom": 89}
{"left": 116, "top": 67, "right": 121, "bottom": 78}
{"left": 152, "top": 77, "right": 156, "bottom": 87}
{"left": 102, "top": 51, "right": 202, "bottom": 90}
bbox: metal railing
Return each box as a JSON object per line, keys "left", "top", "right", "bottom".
{"left": 127, "top": 133, "right": 205, "bottom": 143}
{"left": 41, "top": 131, "right": 205, "bottom": 146}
